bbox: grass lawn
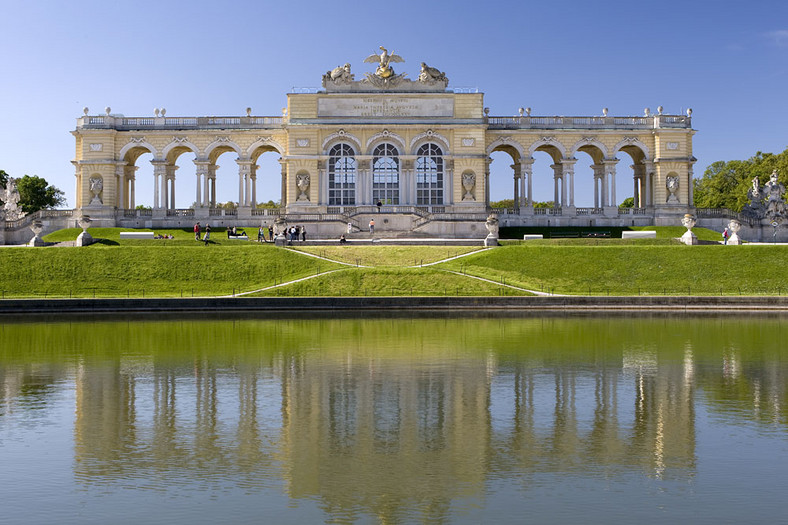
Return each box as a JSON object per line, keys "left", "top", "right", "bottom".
{"left": 248, "top": 267, "right": 531, "bottom": 297}
{"left": 0, "top": 242, "right": 341, "bottom": 298}
{"left": 291, "top": 245, "right": 484, "bottom": 267}
{"left": 436, "top": 244, "right": 788, "bottom": 296}
{"left": 4, "top": 226, "right": 785, "bottom": 298}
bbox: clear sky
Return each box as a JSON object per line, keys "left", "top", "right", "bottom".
{"left": 1, "top": 0, "right": 786, "bottom": 208}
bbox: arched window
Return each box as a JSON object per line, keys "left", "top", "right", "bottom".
{"left": 328, "top": 143, "right": 356, "bottom": 206}
{"left": 373, "top": 143, "right": 399, "bottom": 205}
{"left": 416, "top": 143, "right": 443, "bottom": 205}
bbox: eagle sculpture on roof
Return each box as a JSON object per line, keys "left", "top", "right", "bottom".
{"left": 364, "top": 46, "right": 404, "bottom": 79}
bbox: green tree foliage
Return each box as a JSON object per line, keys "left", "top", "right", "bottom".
{"left": 489, "top": 198, "right": 514, "bottom": 208}
{"left": 15, "top": 175, "right": 67, "bottom": 213}
{"left": 694, "top": 147, "right": 788, "bottom": 211}
{"left": 619, "top": 197, "right": 635, "bottom": 208}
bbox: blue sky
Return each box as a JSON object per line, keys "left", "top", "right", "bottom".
{"left": 1, "top": 0, "right": 786, "bottom": 207}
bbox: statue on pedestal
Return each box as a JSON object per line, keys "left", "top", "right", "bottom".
{"left": 3, "top": 177, "right": 25, "bottom": 221}
{"left": 484, "top": 215, "right": 499, "bottom": 247}
{"left": 764, "top": 169, "right": 786, "bottom": 220}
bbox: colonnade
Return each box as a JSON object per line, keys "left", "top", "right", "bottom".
{"left": 500, "top": 156, "right": 657, "bottom": 209}
{"left": 116, "top": 157, "right": 280, "bottom": 210}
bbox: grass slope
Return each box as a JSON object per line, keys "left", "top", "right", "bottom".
{"left": 292, "top": 246, "right": 483, "bottom": 267}
{"left": 0, "top": 244, "right": 340, "bottom": 298}
{"left": 437, "top": 244, "right": 788, "bottom": 295}
{"left": 249, "top": 267, "right": 530, "bottom": 296}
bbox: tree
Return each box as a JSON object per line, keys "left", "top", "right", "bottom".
{"left": 619, "top": 197, "right": 635, "bottom": 208}
{"left": 15, "top": 175, "right": 67, "bottom": 214}
{"left": 694, "top": 147, "right": 788, "bottom": 211}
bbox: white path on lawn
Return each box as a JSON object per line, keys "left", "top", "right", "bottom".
{"left": 225, "top": 247, "right": 560, "bottom": 297}
{"left": 219, "top": 268, "right": 347, "bottom": 297}
{"left": 439, "top": 269, "right": 563, "bottom": 296}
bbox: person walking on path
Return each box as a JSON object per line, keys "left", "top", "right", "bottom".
{"left": 258, "top": 225, "right": 264, "bottom": 243}
{"left": 369, "top": 219, "right": 375, "bottom": 235}
{"left": 268, "top": 224, "right": 274, "bottom": 242}
{"left": 203, "top": 224, "right": 211, "bottom": 245}
{"left": 301, "top": 226, "right": 307, "bottom": 242}
{"left": 722, "top": 227, "right": 729, "bottom": 245}
{"left": 194, "top": 222, "right": 201, "bottom": 241}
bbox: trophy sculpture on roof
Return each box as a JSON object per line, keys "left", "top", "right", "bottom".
{"left": 363, "top": 46, "right": 408, "bottom": 88}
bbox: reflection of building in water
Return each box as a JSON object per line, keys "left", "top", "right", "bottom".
{"left": 278, "top": 352, "right": 494, "bottom": 520}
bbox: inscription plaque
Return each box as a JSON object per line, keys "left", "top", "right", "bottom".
{"left": 318, "top": 97, "right": 454, "bottom": 118}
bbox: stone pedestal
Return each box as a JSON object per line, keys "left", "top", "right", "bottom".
{"left": 28, "top": 220, "right": 46, "bottom": 247}
{"left": 728, "top": 233, "right": 742, "bottom": 245}
{"left": 680, "top": 230, "right": 698, "bottom": 245}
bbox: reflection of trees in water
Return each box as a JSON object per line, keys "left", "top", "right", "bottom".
{"left": 0, "top": 316, "right": 787, "bottom": 520}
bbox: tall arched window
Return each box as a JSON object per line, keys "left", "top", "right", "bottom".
{"left": 373, "top": 143, "right": 399, "bottom": 205}
{"left": 416, "top": 143, "right": 443, "bottom": 205}
{"left": 328, "top": 143, "right": 356, "bottom": 205}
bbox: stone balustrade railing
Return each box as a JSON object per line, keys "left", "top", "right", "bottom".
{"left": 78, "top": 115, "right": 284, "bottom": 130}
{"left": 78, "top": 113, "right": 689, "bottom": 131}
{"left": 486, "top": 114, "right": 691, "bottom": 130}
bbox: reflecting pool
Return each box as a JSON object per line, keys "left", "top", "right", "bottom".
{"left": 1, "top": 314, "right": 787, "bottom": 523}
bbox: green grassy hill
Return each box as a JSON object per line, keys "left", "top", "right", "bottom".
{"left": 0, "top": 227, "right": 783, "bottom": 298}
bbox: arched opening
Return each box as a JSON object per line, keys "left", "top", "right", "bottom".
{"left": 531, "top": 145, "right": 564, "bottom": 208}
{"left": 208, "top": 146, "right": 241, "bottom": 208}
{"left": 372, "top": 143, "right": 400, "bottom": 205}
{"left": 616, "top": 144, "right": 648, "bottom": 208}
{"left": 488, "top": 147, "right": 519, "bottom": 208}
{"left": 251, "top": 147, "right": 282, "bottom": 207}
{"left": 415, "top": 143, "right": 444, "bottom": 205}
{"left": 328, "top": 143, "right": 357, "bottom": 206}
{"left": 164, "top": 146, "right": 197, "bottom": 209}
{"left": 573, "top": 144, "right": 606, "bottom": 209}
{"left": 122, "top": 146, "right": 154, "bottom": 209}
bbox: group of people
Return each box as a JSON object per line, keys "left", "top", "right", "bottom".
{"left": 193, "top": 222, "right": 211, "bottom": 245}
{"left": 286, "top": 225, "right": 307, "bottom": 243}
{"left": 226, "top": 226, "right": 247, "bottom": 238}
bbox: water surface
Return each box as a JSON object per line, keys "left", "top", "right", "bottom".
{"left": 1, "top": 314, "right": 786, "bottom": 523}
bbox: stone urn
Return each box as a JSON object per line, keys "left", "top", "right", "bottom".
{"left": 273, "top": 216, "right": 288, "bottom": 247}
{"left": 680, "top": 213, "right": 698, "bottom": 245}
{"left": 296, "top": 173, "right": 310, "bottom": 202}
{"left": 28, "top": 219, "right": 46, "bottom": 247}
{"left": 76, "top": 215, "right": 94, "bottom": 247}
{"left": 484, "top": 214, "right": 499, "bottom": 247}
{"left": 727, "top": 219, "right": 742, "bottom": 245}
{"left": 462, "top": 172, "right": 476, "bottom": 201}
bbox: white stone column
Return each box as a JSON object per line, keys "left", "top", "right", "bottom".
{"left": 166, "top": 165, "right": 177, "bottom": 210}
{"left": 688, "top": 164, "right": 695, "bottom": 206}
{"left": 115, "top": 165, "right": 125, "bottom": 209}
{"left": 194, "top": 160, "right": 210, "bottom": 208}
{"left": 511, "top": 163, "right": 520, "bottom": 210}
{"left": 152, "top": 160, "right": 166, "bottom": 209}
{"left": 250, "top": 165, "right": 258, "bottom": 207}
{"left": 279, "top": 160, "right": 287, "bottom": 207}
{"left": 522, "top": 158, "right": 534, "bottom": 206}
{"left": 603, "top": 159, "right": 618, "bottom": 208}
{"left": 561, "top": 158, "right": 577, "bottom": 208}
{"left": 592, "top": 164, "right": 603, "bottom": 208}
{"left": 551, "top": 164, "right": 563, "bottom": 208}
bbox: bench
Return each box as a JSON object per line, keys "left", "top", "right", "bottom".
{"left": 120, "top": 232, "right": 154, "bottom": 239}
{"left": 523, "top": 234, "right": 544, "bottom": 241}
{"left": 584, "top": 231, "right": 611, "bottom": 238}
{"left": 622, "top": 231, "right": 656, "bottom": 239}
{"left": 228, "top": 235, "right": 249, "bottom": 240}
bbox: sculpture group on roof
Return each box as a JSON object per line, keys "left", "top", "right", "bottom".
{"left": 2, "top": 177, "right": 25, "bottom": 221}
{"left": 322, "top": 46, "right": 449, "bottom": 90}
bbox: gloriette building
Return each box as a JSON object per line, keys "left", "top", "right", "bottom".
{"left": 69, "top": 47, "right": 696, "bottom": 237}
